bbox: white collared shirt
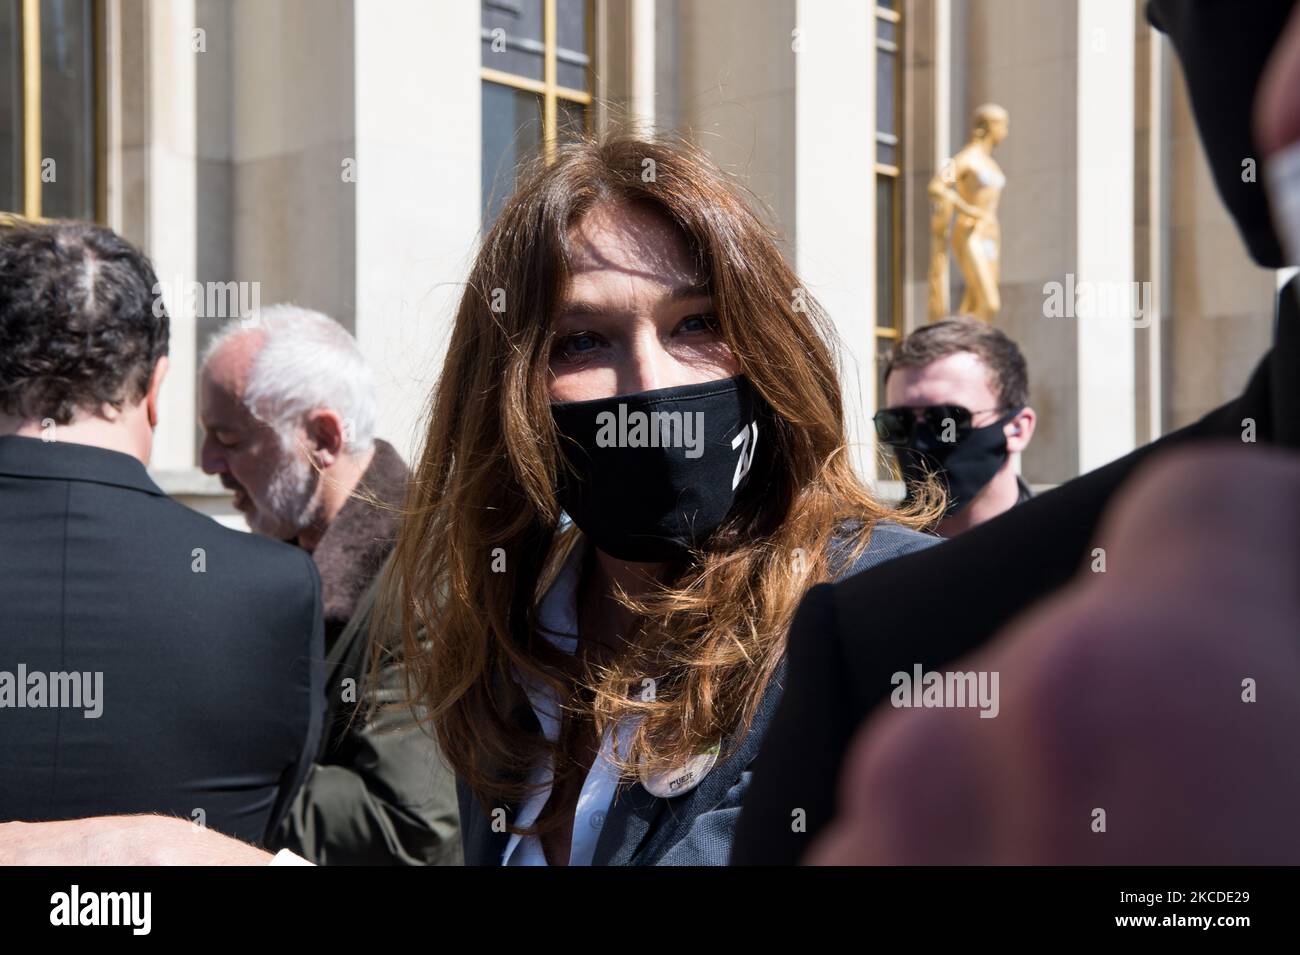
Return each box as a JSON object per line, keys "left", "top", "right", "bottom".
{"left": 502, "top": 539, "right": 637, "bottom": 866}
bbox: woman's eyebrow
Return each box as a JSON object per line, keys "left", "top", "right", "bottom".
{"left": 666, "top": 280, "right": 713, "bottom": 302}
{"left": 556, "top": 299, "right": 618, "bottom": 320}
{"left": 556, "top": 280, "right": 712, "bottom": 320}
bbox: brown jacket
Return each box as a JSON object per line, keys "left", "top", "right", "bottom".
{"left": 311, "top": 438, "right": 407, "bottom": 653}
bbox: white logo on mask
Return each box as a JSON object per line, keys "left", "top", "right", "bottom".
{"left": 730, "top": 421, "right": 759, "bottom": 490}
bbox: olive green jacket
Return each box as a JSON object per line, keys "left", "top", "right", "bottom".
{"left": 271, "top": 561, "right": 461, "bottom": 865}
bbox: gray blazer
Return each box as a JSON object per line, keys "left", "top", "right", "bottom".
{"left": 457, "top": 521, "right": 940, "bottom": 865}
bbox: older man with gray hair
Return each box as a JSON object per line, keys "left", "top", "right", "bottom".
{"left": 199, "top": 304, "right": 459, "bottom": 865}
{"left": 200, "top": 304, "right": 382, "bottom": 552}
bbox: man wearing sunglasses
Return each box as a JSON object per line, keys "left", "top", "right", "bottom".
{"left": 876, "top": 317, "right": 1036, "bottom": 537}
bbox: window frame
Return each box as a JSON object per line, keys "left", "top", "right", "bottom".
{"left": 480, "top": 0, "right": 594, "bottom": 163}
{"left": 873, "top": 1, "right": 903, "bottom": 346}
{"left": 872, "top": 2, "right": 905, "bottom": 480}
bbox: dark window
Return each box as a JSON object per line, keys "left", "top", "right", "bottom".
{"left": 555, "top": 0, "right": 589, "bottom": 91}
{"left": 876, "top": 173, "right": 896, "bottom": 330}
{"left": 481, "top": 81, "right": 542, "bottom": 225}
{"left": 0, "top": 1, "right": 23, "bottom": 213}
{"left": 39, "top": 0, "right": 95, "bottom": 220}
{"left": 0, "top": 0, "right": 97, "bottom": 221}
{"left": 481, "top": 0, "right": 546, "bottom": 83}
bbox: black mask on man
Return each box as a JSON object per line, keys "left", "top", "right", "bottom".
{"left": 897, "top": 409, "right": 1020, "bottom": 516}
{"left": 551, "top": 376, "right": 762, "bottom": 562}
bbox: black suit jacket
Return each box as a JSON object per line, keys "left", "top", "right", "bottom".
{"left": 0, "top": 436, "right": 324, "bottom": 845}
{"left": 730, "top": 280, "right": 1299, "bottom": 864}
{"left": 459, "top": 521, "right": 940, "bottom": 866}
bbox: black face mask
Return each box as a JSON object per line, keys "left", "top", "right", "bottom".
{"left": 551, "top": 376, "right": 762, "bottom": 562}
{"left": 897, "top": 409, "right": 1019, "bottom": 517}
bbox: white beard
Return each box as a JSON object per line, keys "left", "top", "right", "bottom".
{"left": 250, "top": 441, "right": 322, "bottom": 540}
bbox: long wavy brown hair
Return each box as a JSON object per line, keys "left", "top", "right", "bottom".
{"left": 378, "top": 131, "right": 935, "bottom": 827}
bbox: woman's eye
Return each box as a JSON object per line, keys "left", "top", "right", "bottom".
{"left": 554, "top": 331, "right": 604, "bottom": 360}
{"left": 677, "top": 314, "right": 721, "bottom": 335}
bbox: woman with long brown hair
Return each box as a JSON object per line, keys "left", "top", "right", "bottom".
{"left": 384, "top": 131, "right": 939, "bottom": 866}
{"left": 0, "top": 131, "right": 939, "bottom": 868}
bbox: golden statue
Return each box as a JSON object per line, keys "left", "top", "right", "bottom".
{"left": 928, "top": 103, "right": 1009, "bottom": 321}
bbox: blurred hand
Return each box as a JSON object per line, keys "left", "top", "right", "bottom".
{"left": 809, "top": 445, "right": 1300, "bottom": 864}
{"left": 0, "top": 815, "right": 274, "bottom": 865}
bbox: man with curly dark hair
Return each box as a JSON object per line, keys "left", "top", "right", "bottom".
{"left": 0, "top": 220, "right": 323, "bottom": 847}
{"left": 0, "top": 221, "right": 171, "bottom": 450}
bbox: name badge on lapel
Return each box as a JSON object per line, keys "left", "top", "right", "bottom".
{"left": 638, "top": 742, "right": 720, "bottom": 798}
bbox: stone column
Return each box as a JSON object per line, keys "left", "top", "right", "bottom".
{"left": 794, "top": 0, "right": 877, "bottom": 479}
{"left": 106, "top": 0, "right": 200, "bottom": 473}
{"left": 957, "top": 0, "right": 1137, "bottom": 482}
{"left": 351, "top": 0, "right": 480, "bottom": 463}
{"left": 1075, "top": 0, "right": 1136, "bottom": 473}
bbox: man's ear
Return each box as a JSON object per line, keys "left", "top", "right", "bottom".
{"left": 145, "top": 355, "right": 169, "bottom": 429}
{"left": 304, "top": 409, "right": 346, "bottom": 467}
{"left": 1005, "top": 406, "right": 1035, "bottom": 454}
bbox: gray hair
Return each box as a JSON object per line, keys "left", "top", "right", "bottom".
{"left": 202, "top": 304, "right": 377, "bottom": 453}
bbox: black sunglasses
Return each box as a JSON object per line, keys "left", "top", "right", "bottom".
{"left": 873, "top": 404, "right": 1006, "bottom": 446}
